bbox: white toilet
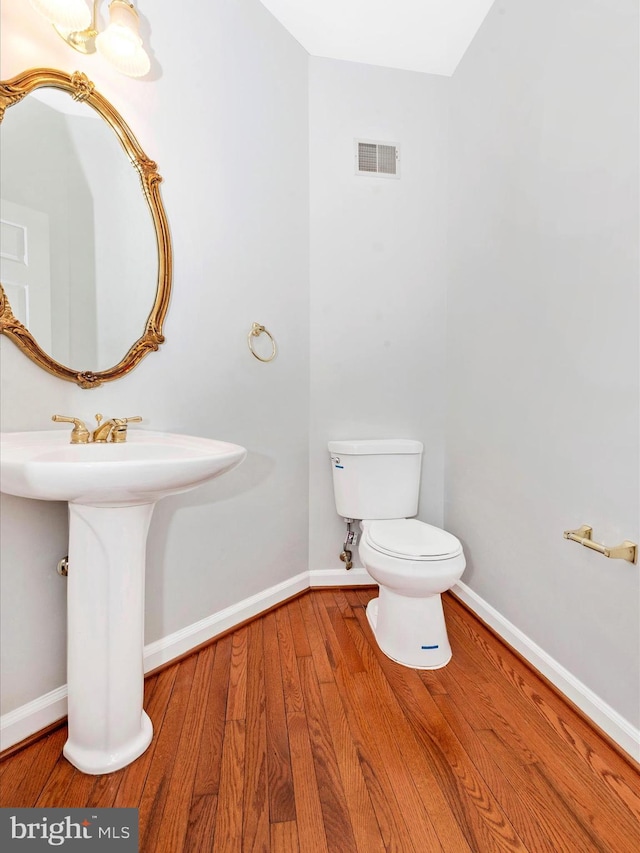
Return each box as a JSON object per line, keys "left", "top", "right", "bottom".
{"left": 328, "top": 439, "right": 466, "bottom": 669}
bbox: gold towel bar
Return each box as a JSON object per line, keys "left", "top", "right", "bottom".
{"left": 563, "top": 525, "right": 637, "bottom": 564}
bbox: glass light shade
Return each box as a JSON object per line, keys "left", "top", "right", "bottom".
{"left": 95, "top": 1, "right": 151, "bottom": 78}
{"left": 30, "top": 0, "right": 91, "bottom": 31}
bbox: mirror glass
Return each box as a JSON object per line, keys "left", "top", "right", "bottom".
{"left": 0, "top": 70, "right": 171, "bottom": 387}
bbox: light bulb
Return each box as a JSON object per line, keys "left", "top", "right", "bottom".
{"left": 30, "top": 0, "right": 91, "bottom": 31}
{"left": 95, "top": 1, "right": 151, "bottom": 78}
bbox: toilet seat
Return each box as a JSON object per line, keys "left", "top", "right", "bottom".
{"left": 364, "top": 519, "right": 462, "bottom": 561}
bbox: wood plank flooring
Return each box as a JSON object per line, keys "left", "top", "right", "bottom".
{"left": 1, "top": 588, "right": 639, "bottom": 851}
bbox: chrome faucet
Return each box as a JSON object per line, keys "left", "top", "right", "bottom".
{"left": 52, "top": 413, "right": 143, "bottom": 444}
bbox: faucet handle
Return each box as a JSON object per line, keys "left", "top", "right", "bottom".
{"left": 52, "top": 415, "right": 90, "bottom": 444}
{"left": 110, "top": 416, "right": 143, "bottom": 443}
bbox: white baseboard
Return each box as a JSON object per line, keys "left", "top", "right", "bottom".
{"left": 0, "top": 685, "right": 68, "bottom": 753}
{"left": 309, "top": 566, "right": 374, "bottom": 586}
{"left": 452, "top": 581, "right": 640, "bottom": 762}
{"left": 3, "top": 573, "right": 637, "bottom": 762}
{"left": 143, "top": 571, "right": 310, "bottom": 673}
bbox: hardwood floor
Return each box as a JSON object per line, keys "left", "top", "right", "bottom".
{"left": 1, "top": 588, "right": 639, "bottom": 851}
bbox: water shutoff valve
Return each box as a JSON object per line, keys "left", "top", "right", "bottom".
{"left": 339, "top": 521, "right": 360, "bottom": 570}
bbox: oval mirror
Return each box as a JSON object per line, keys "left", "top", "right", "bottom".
{"left": 0, "top": 69, "right": 171, "bottom": 388}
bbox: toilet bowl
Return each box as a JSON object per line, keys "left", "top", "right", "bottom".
{"left": 359, "top": 519, "right": 465, "bottom": 669}
{"left": 328, "top": 438, "right": 466, "bottom": 670}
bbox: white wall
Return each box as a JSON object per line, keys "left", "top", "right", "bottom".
{"left": 308, "top": 58, "right": 450, "bottom": 573}
{"left": 0, "top": 0, "right": 309, "bottom": 714}
{"left": 446, "top": 0, "right": 640, "bottom": 728}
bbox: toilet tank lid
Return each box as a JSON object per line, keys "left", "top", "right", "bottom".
{"left": 328, "top": 439, "right": 423, "bottom": 455}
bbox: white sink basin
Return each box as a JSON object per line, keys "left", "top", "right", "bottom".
{"left": 0, "top": 428, "right": 246, "bottom": 775}
{"left": 0, "top": 429, "right": 247, "bottom": 506}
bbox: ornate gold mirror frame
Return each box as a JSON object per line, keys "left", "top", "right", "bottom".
{"left": 0, "top": 68, "right": 172, "bottom": 388}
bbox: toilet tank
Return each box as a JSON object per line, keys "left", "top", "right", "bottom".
{"left": 328, "top": 439, "right": 423, "bottom": 520}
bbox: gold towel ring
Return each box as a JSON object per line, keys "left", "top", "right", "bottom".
{"left": 248, "top": 322, "right": 277, "bottom": 363}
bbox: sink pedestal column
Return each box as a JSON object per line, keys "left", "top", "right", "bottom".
{"left": 63, "top": 502, "right": 155, "bottom": 774}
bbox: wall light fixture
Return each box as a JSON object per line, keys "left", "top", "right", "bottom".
{"left": 30, "top": 0, "right": 151, "bottom": 78}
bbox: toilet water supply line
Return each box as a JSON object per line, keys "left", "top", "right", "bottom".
{"left": 340, "top": 519, "right": 359, "bottom": 570}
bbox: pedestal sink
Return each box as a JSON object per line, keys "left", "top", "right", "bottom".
{"left": 0, "top": 429, "right": 246, "bottom": 774}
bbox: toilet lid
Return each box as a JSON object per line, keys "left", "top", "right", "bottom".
{"left": 365, "top": 519, "right": 462, "bottom": 560}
